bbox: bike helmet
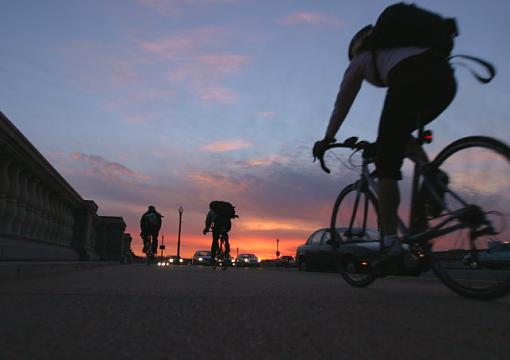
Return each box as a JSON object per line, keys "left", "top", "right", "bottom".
{"left": 348, "top": 25, "right": 373, "bottom": 60}
{"left": 148, "top": 205, "right": 156, "bottom": 211}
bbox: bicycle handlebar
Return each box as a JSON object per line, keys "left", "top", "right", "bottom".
{"left": 316, "top": 136, "right": 369, "bottom": 174}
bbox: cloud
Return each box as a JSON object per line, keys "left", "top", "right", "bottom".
{"left": 200, "top": 139, "right": 253, "bottom": 152}
{"left": 58, "top": 26, "right": 249, "bottom": 106}
{"left": 50, "top": 152, "right": 149, "bottom": 182}
{"left": 277, "top": 12, "right": 341, "bottom": 28}
{"left": 258, "top": 111, "right": 276, "bottom": 119}
{"left": 136, "top": 0, "right": 237, "bottom": 17}
{"left": 239, "top": 155, "right": 288, "bottom": 168}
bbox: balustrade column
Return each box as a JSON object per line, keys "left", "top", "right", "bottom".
{"left": 21, "top": 176, "right": 37, "bottom": 238}
{"left": 0, "top": 156, "right": 11, "bottom": 222}
{"left": 11, "top": 170, "right": 29, "bottom": 236}
{"left": 0, "top": 163, "right": 21, "bottom": 234}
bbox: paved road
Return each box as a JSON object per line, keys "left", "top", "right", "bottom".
{"left": 1, "top": 265, "right": 509, "bottom": 360}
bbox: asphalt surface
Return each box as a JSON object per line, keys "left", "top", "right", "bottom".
{"left": 1, "top": 265, "right": 509, "bottom": 360}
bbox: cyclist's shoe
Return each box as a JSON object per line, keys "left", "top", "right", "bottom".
{"left": 371, "top": 240, "right": 404, "bottom": 272}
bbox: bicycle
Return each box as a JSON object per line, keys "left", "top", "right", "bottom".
{"left": 317, "top": 126, "right": 510, "bottom": 300}
{"left": 211, "top": 231, "right": 231, "bottom": 271}
{"left": 143, "top": 234, "right": 156, "bottom": 266}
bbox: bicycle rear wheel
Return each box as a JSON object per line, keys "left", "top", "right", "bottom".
{"left": 427, "top": 136, "right": 510, "bottom": 299}
{"left": 331, "top": 183, "right": 380, "bottom": 287}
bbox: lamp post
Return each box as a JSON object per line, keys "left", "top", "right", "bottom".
{"left": 276, "top": 238, "right": 280, "bottom": 259}
{"left": 177, "top": 206, "right": 183, "bottom": 259}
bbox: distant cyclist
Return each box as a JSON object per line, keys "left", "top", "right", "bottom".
{"left": 140, "top": 205, "right": 163, "bottom": 258}
{"left": 203, "top": 201, "right": 238, "bottom": 263}
{"left": 313, "top": 3, "right": 458, "bottom": 264}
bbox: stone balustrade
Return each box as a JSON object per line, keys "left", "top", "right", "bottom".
{"left": 0, "top": 112, "right": 131, "bottom": 261}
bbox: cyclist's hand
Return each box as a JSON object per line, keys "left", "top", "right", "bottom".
{"left": 202, "top": 228, "right": 208, "bottom": 235}
{"left": 313, "top": 137, "right": 336, "bottom": 160}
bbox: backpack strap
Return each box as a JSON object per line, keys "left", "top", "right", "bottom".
{"left": 448, "top": 54, "right": 496, "bottom": 84}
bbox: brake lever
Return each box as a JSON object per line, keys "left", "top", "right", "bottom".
{"left": 319, "top": 156, "right": 331, "bottom": 174}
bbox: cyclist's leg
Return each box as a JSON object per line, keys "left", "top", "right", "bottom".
{"left": 224, "top": 232, "right": 230, "bottom": 258}
{"left": 141, "top": 231, "right": 149, "bottom": 253}
{"left": 210, "top": 231, "right": 219, "bottom": 262}
{"left": 376, "top": 52, "right": 456, "bottom": 243}
{"left": 150, "top": 230, "right": 159, "bottom": 258}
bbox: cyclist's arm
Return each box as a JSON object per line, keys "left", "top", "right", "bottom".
{"left": 204, "top": 210, "right": 215, "bottom": 232}
{"left": 325, "top": 54, "right": 365, "bottom": 139}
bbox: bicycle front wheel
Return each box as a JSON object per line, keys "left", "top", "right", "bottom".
{"left": 427, "top": 136, "right": 510, "bottom": 299}
{"left": 331, "top": 183, "right": 380, "bottom": 287}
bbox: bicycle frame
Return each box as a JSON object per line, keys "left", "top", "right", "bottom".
{"left": 351, "top": 127, "right": 476, "bottom": 246}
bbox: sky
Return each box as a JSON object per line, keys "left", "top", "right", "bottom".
{"left": 2, "top": 0, "right": 510, "bottom": 259}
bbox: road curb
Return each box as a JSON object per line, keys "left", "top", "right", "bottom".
{"left": 0, "top": 261, "right": 119, "bottom": 281}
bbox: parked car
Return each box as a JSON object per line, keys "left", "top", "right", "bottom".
{"left": 462, "top": 242, "right": 510, "bottom": 269}
{"left": 272, "top": 256, "right": 296, "bottom": 267}
{"left": 295, "top": 227, "right": 420, "bottom": 275}
{"left": 236, "top": 253, "right": 261, "bottom": 267}
{"left": 192, "top": 250, "right": 212, "bottom": 265}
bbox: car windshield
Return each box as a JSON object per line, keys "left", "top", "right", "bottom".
{"left": 241, "top": 254, "right": 256, "bottom": 258}
{"left": 195, "top": 251, "right": 210, "bottom": 256}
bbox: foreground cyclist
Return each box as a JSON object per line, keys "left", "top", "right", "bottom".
{"left": 313, "top": 4, "right": 457, "bottom": 264}
{"left": 203, "top": 201, "right": 237, "bottom": 264}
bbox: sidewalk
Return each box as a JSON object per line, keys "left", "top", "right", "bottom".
{"left": 0, "top": 261, "right": 119, "bottom": 280}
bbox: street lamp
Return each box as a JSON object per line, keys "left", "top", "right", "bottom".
{"left": 276, "top": 238, "right": 280, "bottom": 259}
{"left": 177, "top": 206, "right": 183, "bottom": 259}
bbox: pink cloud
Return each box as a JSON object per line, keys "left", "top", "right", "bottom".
{"left": 241, "top": 155, "right": 288, "bottom": 168}
{"left": 187, "top": 172, "right": 247, "bottom": 190}
{"left": 200, "top": 139, "right": 253, "bottom": 152}
{"left": 193, "top": 53, "right": 250, "bottom": 74}
{"left": 136, "top": 0, "right": 237, "bottom": 17}
{"left": 277, "top": 12, "right": 341, "bottom": 28}
{"left": 258, "top": 111, "right": 276, "bottom": 119}
{"left": 50, "top": 152, "right": 149, "bottom": 182}
{"left": 197, "top": 84, "right": 237, "bottom": 102}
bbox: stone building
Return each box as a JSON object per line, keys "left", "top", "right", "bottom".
{"left": 0, "top": 111, "right": 131, "bottom": 261}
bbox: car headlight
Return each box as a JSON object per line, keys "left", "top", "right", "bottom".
{"left": 179, "top": 259, "right": 184, "bottom": 263}
{"left": 244, "top": 259, "right": 249, "bottom": 263}
{"left": 157, "top": 262, "right": 162, "bottom": 266}
{"left": 198, "top": 257, "right": 203, "bottom": 261}
{"left": 170, "top": 259, "right": 174, "bottom": 263}
{"left": 258, "top": 259, "right": 261, "bottom": 263}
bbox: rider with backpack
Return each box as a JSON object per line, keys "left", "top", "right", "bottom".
{"left": 203, "top": 201, "right": 238, "bottom": 263}
{"left": 140, "top": 205, "right": 163, "bottom": 258}
{"left": 313, "top": 3, "right": 462, "bottom": 264}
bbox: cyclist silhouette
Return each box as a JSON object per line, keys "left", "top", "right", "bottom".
{"left": 203, "top": 202, "right": 236, "bottom": 263}
{"left": 314, "top": 7, "right": 457, "bottom": 264}
{"left": 140, "top": 205, "right": 163, "bottom": 258}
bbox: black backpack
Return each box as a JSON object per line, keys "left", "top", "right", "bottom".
{"left": 370, "top": 3, "right": 458, "bottom": 57}
{"left": 368, "top": 2, "right": 495, "bottom": 84}
{"left": 210, "top": 201, "right": 237, "bottom": 219}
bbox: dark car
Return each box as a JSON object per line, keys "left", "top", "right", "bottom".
{"left": 236, "top": 253, "right": 261, "bottom": 267}
{"left": 192, "top": 250, "right": 212, "bottom": 265}
{"left": 295, "top": 227, "right": 420, "bottom": 275}
{"left": 275, "top": 256, "right": 296, "bottom": 267}
{"left": 462, "top": 242, "right": 510, "bottom": 270}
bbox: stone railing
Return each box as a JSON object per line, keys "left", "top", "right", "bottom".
{"left": 0, "top": 111, "right": 130, "bottom": 261}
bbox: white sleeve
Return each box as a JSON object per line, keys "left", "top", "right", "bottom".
{"left": 325, "top": 55, "right": 365, "bottom": 139}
